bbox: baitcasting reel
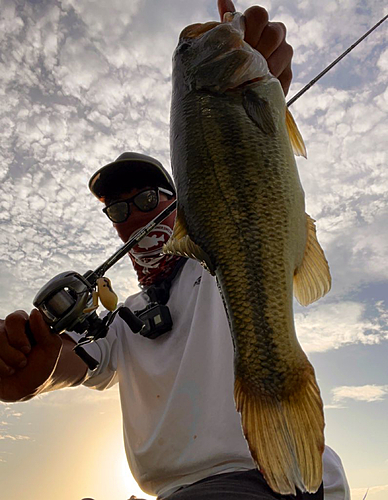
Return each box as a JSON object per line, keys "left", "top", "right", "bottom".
{"left": 31, "top": 270, "right": 144, "bottom": 370}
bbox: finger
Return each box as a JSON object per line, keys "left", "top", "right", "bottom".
{"left": 4, "top": 310, "right": 31, "bottom": 353}
{"left": 29, "top": 308, "right": 55, "bottom": 348}
{"left": 277, "top": 63, "right": 293, "bottom": 96}
{"left": 256, "top": 21, "right": 286, "bottom": 59}
{"left": 267, "top": 40, "right": 293, "bottom": 76}
{"left": 243, "top": 6, "right": 269, "bottom": 49}
{"left": 0, "top": 356, "right": 16, "bottom": 377}
{"left": 217, "top": 0, "right": 235, "bottom": 20}
{"left": 0, "top": 320, "right": 15, "bottom": 376}
{"left": 0, "top": 333, "right": 27, "bottom": 372}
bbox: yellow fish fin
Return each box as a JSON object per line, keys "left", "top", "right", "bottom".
{"left": 163, "top": 208, "right": 215, "bottom": 275}
{"left": 293, "top": 214, "right": 331, "bottom": 306}
{"left": 234, "top": 372, "right": 324, "bottom": 495}
{"left": 286, "top": 108, "right": 307, "bottom": 158}
{"left": 242, "top": 89, "right": 276, "bottom": 135}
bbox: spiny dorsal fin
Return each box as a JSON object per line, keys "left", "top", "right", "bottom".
{"left": 293, "top": 214, "right": 331, "bottom": 306}
{"left": 243, "top": 89, "right": 276, "bottom": 135}
{"left": 163, "top": 208, "right": 215, "bottom": 275}
{"left": 286, "top": 108, "right": 307, "bottom": 158}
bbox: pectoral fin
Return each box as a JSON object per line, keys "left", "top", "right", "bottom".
{"left": 243, "top": 89, "right": 276, "bottom": 135}
{"left": 286, "top": 108, "right": 307, "bottom": 158}
{"left": 293, "top": 214, "right": 331, "bottom": 306}
{"left": 163, "top": 208, "right": 215, "bottom": 275}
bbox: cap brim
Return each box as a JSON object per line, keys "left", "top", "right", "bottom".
{"left": 89, "top": 158, "right": 175, "bottom": 202}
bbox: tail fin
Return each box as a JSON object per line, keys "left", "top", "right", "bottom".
{"left": 234, "top": 374, "right": 324, "bottom": 495}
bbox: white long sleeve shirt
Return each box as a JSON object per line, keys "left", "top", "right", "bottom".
{"left": 67, "top": 259, "right": 350, "bottom": 499}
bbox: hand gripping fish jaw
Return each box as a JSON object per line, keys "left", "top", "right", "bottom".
{"left": 26, "top": 201, "right": 177, "bottom": 370}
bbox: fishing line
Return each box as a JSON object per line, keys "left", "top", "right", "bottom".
{"left": 287, "top": 14, "right": 388, "bottom": 107}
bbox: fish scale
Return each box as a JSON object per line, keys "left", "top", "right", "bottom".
{"left": 165, "top": 16, "right": 331, "bottom": 495}
{"left": 180, "top": 102, "right": 306, "bottom": 379}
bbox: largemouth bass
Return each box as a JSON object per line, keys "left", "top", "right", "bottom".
{"left": 164, "top": 13, "right": 331, "bottom": 495}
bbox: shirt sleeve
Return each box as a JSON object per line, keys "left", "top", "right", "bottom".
{"left": 65, "top": 323, "right": 119, "bottom": 390}
{"left": 322, "top": 445, "right": 351, "bottom": 500}
{"left": 64, "top": 293, "right": 145, "bottom": 390}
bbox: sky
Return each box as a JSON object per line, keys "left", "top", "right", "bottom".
{"left": 0, "top": 0, "right": 387, "bottom": 499}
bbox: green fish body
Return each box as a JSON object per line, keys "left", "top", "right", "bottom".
{"left": 165, "top": 15, "right": 331, "bottom": 495}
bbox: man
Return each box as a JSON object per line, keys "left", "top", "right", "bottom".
{"left": 0, "top": 1, "right": 350, "bottom": 499}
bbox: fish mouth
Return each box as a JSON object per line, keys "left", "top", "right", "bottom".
{"left": 226, "top": 75, "right": 267, "bottom": 91}
{"left": 175, "top": 13, "right": 269, "bottom": 93}
{"left": 179, "top": 21, "right": 221, "bottom": 39}
{"left": 179, "top": 12, "right": 245, "bottom": 40}
{"left": 179, "top": 12, "right": 245, "bottom": 46}
{"left": 179, "top": 21, "right": 245, "bottom": 54}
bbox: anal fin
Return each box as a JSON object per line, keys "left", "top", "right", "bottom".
{"left": 294, "top": 214, "right": 331, "bottom": 306}
{"left": 163, "top": 208, "right": 215, "bottom": 275}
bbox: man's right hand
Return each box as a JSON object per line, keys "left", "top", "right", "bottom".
{"left": 0, "top": 309, "right": 63, "bottom": 402}
{"left": 218, "top": 0, "right": 294, "bottom": 95}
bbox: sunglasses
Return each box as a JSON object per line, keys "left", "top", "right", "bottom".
{"left": 103, "top": 187, "right": 174, "bottom": 223}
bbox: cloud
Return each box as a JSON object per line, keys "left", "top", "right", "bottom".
{"left": 0, "top": 0, "right": 386, "bottom": 352}
{"left": 295, "top": 300, "right": 387, "bottom": 353}
{"left": 31, "top": 385, "right": 120, "bottom": 407}
{"left": 0, "top": 405, "right": 30, "bottom": 445}
{"left": 351, "top": 484, "right": 388, "bottom": 500}
{"left": 0, "top": 2, "right": 387, "bottom": 498}
{"left": 332, "top": 384, "right": 388, "bottom": 403}
{"left": 0, "top": 434, "right": 31, "bottom": 441}
{"left": 0, "top": 405, "right": 23, "bottom": 419}
{"left": 290, "top": 82, "right": 388, "bottom": 299}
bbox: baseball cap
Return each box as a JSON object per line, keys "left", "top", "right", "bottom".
{"left": 89, "top": 152, "right": 176, "bottom": 202}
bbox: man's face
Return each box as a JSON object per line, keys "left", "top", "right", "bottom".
{"left": 105, "top": 186, "right": 174, "bottom": 243}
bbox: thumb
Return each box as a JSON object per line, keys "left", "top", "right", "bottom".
{"left": 218, "top": 0, "right": 235, "bottom": 21}
{"left": 29, "top": 309, "right": 61, "bottom": 350}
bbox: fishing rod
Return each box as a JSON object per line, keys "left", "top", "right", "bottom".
{"left": 287, "top": 14, "right": 388, "bottom": 107}
{"left": 29, "top": 200, "right": 177, "bottom": 369}
{"left": 93, "top": 200, "right": 177, "bottom": 278}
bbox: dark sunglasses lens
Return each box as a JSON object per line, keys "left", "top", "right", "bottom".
{"left": 107, "top": 201, "right": 129, "bottom": 223}
{"left": 134, "top": 190, "right": 158, "bottom": 211}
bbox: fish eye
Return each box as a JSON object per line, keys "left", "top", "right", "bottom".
{"left": 178, "top": 42, "right": 191, "bottom": 53}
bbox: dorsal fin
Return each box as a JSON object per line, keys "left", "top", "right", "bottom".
{"left": 286, "top": 108, "right": 307, "bottom": 158}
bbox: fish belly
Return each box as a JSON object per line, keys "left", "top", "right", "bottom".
{"left": 171, "top": 88, "right": 324, "bottom": 495}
